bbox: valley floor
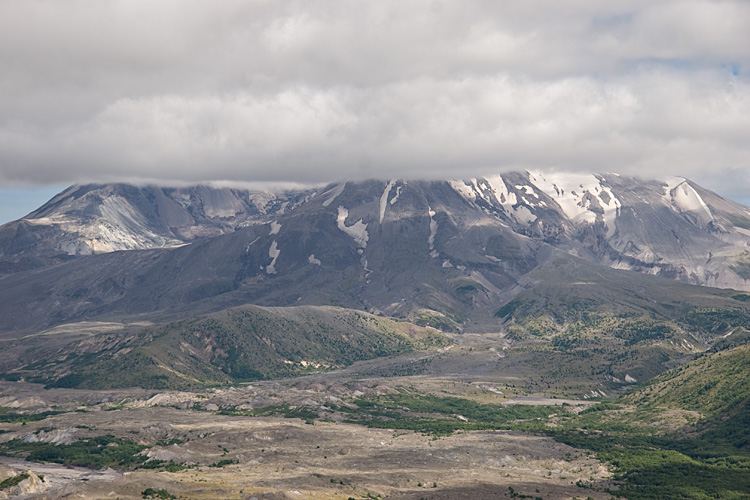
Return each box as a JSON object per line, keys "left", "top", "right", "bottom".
{"left": 1, "top": 335, "right": 748, "bottom": 500}
{"left": 0, "top": 404, "right": 614, "bottom": 500}
{"left": 0, "top": 347, "right": 617, "bottom": 500}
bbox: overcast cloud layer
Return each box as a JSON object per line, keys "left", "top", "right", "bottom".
{"left": 0, "top": 1, "right": 748, "bottom": 196}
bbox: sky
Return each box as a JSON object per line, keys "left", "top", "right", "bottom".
{"left": 0, "top": 0, "right": 749, "bottom": 223}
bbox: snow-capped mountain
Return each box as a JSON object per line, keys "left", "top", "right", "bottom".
{"left": 1, "top": 172, "right": 750, "bottom": 337}
{"left": 446, "top": 171, "right": 750, "bottom": 291}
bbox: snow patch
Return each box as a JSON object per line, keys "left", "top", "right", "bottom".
{"left": 528, "top": 171, "right": 621, "bottom": 233}
{"left": 513, "top": 205, "right": 537, "bottom": 225}
{"left": 662, "top": 177, "right": 685, "bottom": 197}
{"left": 451, "top": 177, "right": 540, "bottom": 223}
{"left": 308, "top": 254, "right": 321, "bottom": 265}
{"left": 449, "top": 180, "right": 477, "bottom": 202}
{"left": 322, "top": 183, "right": 346, "bottom": 207}
{"left": 390, "top": 185, "right": 402, "bottom": 205}
{"left": 485, "top": 175, "right": 519, "bottom": 213}
{"left": 515, "top": 185, "right": 539, "bottom": 198}
{"left": 428, "top": 206, "right": 438, "bottom": 256}
{"left": 484, "top": 175, "right": 512, "bottom": 207}
{"left": 266, "top": 240, "right": 280, "bottom": 274}
{"left": 336, "top": 206, "right": 369, "bottom": 248}
{"left": 379, "top": 180, "right": 396, "bottom": 224}
{"left": 624, "top": 374, "right": 637, "bottom": 383}
{"left": 668, "top": 180, "right": 713, "bottom": 225}
{"left": 269, "top": 221, "right": 281, "bottom": 235}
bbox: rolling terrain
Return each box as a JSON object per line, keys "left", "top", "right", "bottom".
{"left": 1, "top": 172, "right": 749, "bottom": 499}
{"left": 13, "top": 305, "right": 448, "bottom": 390}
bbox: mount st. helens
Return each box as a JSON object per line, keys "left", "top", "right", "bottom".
{"left": 3, "top": 172, "right": 749, "bottom": 289}
{"left": 1, "top": 172, "right": 750, "bottom": 333}
{"left": 1, "top": 171, "right": 750, "bottom": 393}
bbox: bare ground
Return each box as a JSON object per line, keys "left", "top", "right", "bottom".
{"left": 0, "top": 385, "right": 618, "bottom": 500}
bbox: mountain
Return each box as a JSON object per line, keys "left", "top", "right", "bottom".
{"left": 2, "top": 172, "right": 750, "bottom": 386}
{"left": 0, "top": 183, "right": 311, "bottom": 274}
{"left": 3, "top": 173, "right": 750, "bottom": 333}
{"left": 0, "top": 178, "right": 548, "bottom": 336}
{"left": 4, "top": 172, "right": 750, "bottom": 287}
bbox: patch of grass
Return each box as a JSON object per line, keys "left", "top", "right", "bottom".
{"left": 546, "top": 344, "right": 750, "bottom": 500}
{"left": 219, "top": 404, "right": 319, "bottom": 425}
{"left": 142, "top": 488, "right": 175, "bottom": 499}
{"left": 0, "top": 435, "right": 149, "bottom": 469}
{"left": 0, "top": 472, "right": 29, "bottom": 490}
{"left": 331, "top": 391, "right": 553, "bottom": 436}
{"left": 411, "top": 310, "right": 459, "bottom": 332}
{"left": 210, "top": 458, "right": 238, "bottom": 468}
{"left": 137, "top": 460, "right": 190, "bottom": 472}
{"left": 550, "top": 422, "right": 750, "bottom": 500}
{"left": 0, "top": 407, "right": 64, "bottom": 424}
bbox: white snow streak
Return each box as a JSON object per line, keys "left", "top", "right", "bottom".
{"left": 669, "top": 180, "right": 713, "bottom": 225}
{"left": 428, "top": 206, "right": 438, "bottom": 257}
{"left": 308, "top": 254, "right": 321, "bottom": 265}
{"left": 451, "top": 175, "right": 538, "bottom": 225}
{"left": 513, "top": 205, "right": 537, "bottom": 225}
{"left": 322, "top": 182, "right": 346, "bottom": 207}
{"left": 390, "top": 185, "right": 402, "bottom": 205}
{"left": 269, "top": 221, "right": 281, "bottom": 235}
{"left": 379, "top": 179, "right": 396, "bottom": 224}
{"left": 266, "top": 240, "right": 280, "bottom": 274}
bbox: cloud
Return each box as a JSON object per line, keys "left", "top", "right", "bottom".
{"left": 0, "top": 0, "right": 748, "bottom": 191}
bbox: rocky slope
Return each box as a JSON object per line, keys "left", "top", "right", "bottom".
{"left": 447, "top": 171, "right": 750, "bottom": 291}
{"left": 0, "top": 183, "right": 311, "bottom": 273}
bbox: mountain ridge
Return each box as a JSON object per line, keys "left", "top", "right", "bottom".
{"left": 4, "top": 172, "right": 750, "bottom": 290}
{"left": 0, "top": 183, "right": 312, "bottom": 273}
{"left": 2, "top": 172, "right": 750, "bottom": 339}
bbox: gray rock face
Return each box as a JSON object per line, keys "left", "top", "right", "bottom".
{"left": 1, "top": 172, "right": 749, "bottom": 336}
{"left": 0, "top": 183, "right": 311, "bottom": 274}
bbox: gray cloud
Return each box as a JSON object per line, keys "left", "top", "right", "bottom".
{"left": 0, "top": 0, "right": 748, "bottom": 191}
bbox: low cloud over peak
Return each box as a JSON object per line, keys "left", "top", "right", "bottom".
{"left": 0, "top": 1, "right": 748, "bottom": 194}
